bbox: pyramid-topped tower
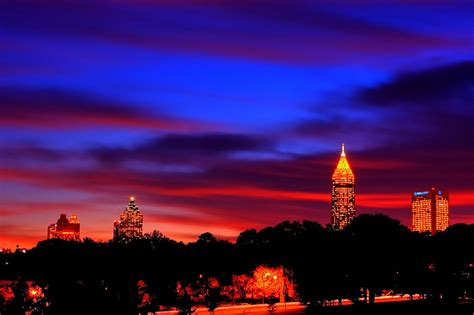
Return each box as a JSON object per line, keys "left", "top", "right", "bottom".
{"left": 332, "top": 144, "right": 354, "bottom": 181}
{"left": 331, "top": 144, "right": 355, "bottom": 230}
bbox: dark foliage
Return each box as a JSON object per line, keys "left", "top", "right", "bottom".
{"left": 1, "top": 215, "right": 473, "bottom": 314}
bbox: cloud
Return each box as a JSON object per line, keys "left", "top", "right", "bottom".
{"left": 0, "top": 86, "right": 209, "bottom": 131}
{"left": 90, "top": 133, "right": 273, "bottom": 165}
{"left": 0, "top": 143, "right": 67, "bottom": 162}
{"left": 289, "top": 61, "right": 474, "bottom": 156}
{"left": 358, "top": 61, "right": 474, "bottom": 105}
{"left": 0, "top": 0, "right": 466, "bottom": 66}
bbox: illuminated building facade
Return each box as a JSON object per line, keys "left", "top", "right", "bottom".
{"left": 412, "top": 188, "right": 449, "bottom": 234}
{"left": 47, "top": 214, "right": 80, "bottom": 240}
{"left": 331, "top": 144, "right": 355, "bottom": 230}
{"left": 113, "top": 197, "right": 143, "bottom": 240}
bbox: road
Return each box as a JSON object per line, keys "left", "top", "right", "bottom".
{"left": 154, "top": 295, "right": 422, "bottom": 315}
{"left": 155, "top": 302, "right": 304, "bottom": 315}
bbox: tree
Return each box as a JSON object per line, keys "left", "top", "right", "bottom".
{"left": 7, "top": 279, "right": 30, "bottom": 314}
{"left": 177, "top": 291, "right": 195, "bottom": 315}
{"left": 197, "top": 232, "right": 218, "bottom": 245}
{"left": 253, "top": 266, "right": 281, "bottom": 303}
{"left": 232, "top": 274, "right": 253, "bottom": 301}
{"left": 267, "top": 296, "right": 278, "bottom": 314}
{"left": 4, "top": 217, "right": 474, "bottom": 313}
{"left": 345, "top": 214, "right": 412, "bottom": 304}
{"left": 205, "top": 285, "right": 221, "bottom": 315}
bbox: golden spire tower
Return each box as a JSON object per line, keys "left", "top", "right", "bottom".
{"left": 331, "top": 144, "right": 355, "bottom": 230}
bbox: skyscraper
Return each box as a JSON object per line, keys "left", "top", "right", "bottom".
{"left": 113, "top": 197, "right": 143, "bottom": 240}
{"left": 331, "top": 144, "right": 355, "bottom": 230}
{"left": 412, "top": 188, "right": 449, "bottom": 234}
{"left": 47, "top": 213, "right": 80, "bottom": 240}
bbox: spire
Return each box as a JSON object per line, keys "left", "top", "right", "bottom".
{"left": 331, "top": 143, "right": 356, "bottom": 230}
{"left": 332, "top": 144, "right": 354, "bottom": 180}
{"left": 126, "top": 196, "right": 139, "bottom": 211}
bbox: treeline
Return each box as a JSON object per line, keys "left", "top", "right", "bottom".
{"left": 1, "top": 214, "right": 473, "bottom": 314}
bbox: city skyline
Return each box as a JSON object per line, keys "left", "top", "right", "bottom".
{"left": 7, "top": 144, "right": 459, "bottom": 247}
{"left": 1, "top": 1, "right": 473, "bottom": 249}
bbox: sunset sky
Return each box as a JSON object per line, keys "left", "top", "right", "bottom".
{"left": 1, "top": 0, "right": 473, "bottom": 249}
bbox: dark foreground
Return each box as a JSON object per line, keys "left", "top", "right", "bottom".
{"left": 305, "top": 301, "right": 474, "bottom": 315}
{"left": 156, "top": 301, "right": 474, "bottom": 315}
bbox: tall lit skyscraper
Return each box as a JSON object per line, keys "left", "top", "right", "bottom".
{"left": 47, "top": 213, "right": 80, "bottom": 240}
{"left": 412, "top": 188, "right": 449, "bottom": 234}
{"left": 331, "top": 144, "right": 355, "bottom": 230}
{"left": 113, "top": 197, "right": 143, "bottom": 240}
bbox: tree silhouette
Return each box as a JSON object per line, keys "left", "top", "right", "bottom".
{"left": 344, "top": 214, "right": 412, "bottom": 303}
{"left": 1, "top": 216, "right": 473, "bottom": 314}
{"left": 177, "top": 291, "right": 195, "bottom": 315}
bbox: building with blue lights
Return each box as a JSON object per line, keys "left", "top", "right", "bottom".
{"left": 411, "top": 188, "right": 449, "bottom": 234}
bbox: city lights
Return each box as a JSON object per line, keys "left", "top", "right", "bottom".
{"left": 113, "top": 197, "right": 143, "bottom": 240}
{"left": 331, "top": 144, "right": 355, "bottom": 230}
{"left": 412, "top": 188, "right": 449, "bottom": 234}
{"left": 47, "top": 214, "right": 80, "bottom": 241}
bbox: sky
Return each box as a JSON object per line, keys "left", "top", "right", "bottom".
{"left": 1, "top": 0, "right": 473, "bottom": 249}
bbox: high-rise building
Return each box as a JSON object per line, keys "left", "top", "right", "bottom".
{"left": 113, "top": 197, "right": 143, "bottom": 240}
{"left": 331, "top": 144, "right": 355, "bottom": 230}
{"left": 411, "top": 188, "right": 449, "bottom": 234}
{"left": 47, "top": 213, "right": 80, "bottom": 240}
